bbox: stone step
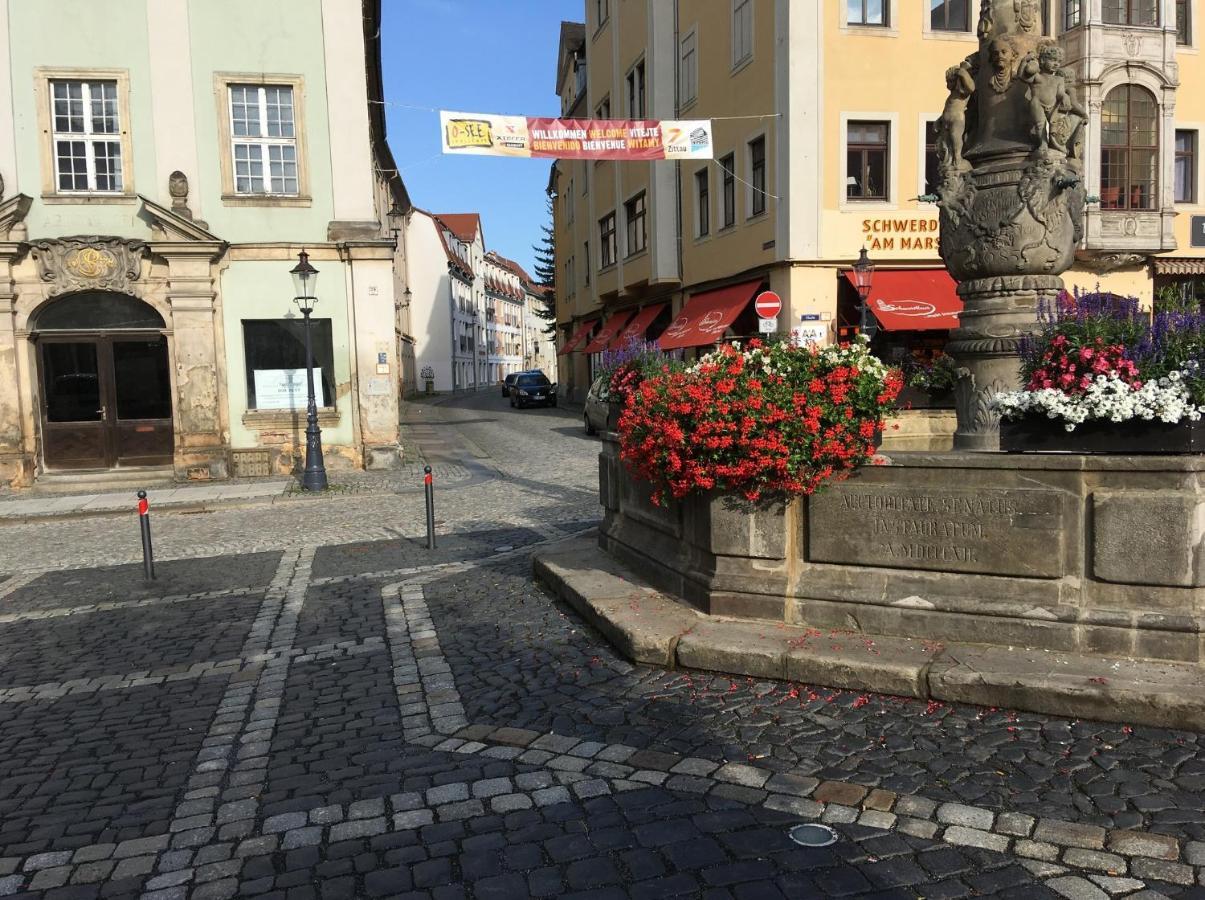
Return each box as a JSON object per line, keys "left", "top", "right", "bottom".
{"left": 533, "top": 534, "right": 1205, "bottom": 731}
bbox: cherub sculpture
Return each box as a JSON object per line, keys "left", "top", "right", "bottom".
{"left": 1020, "top": 42, "right": 1087, "bottom": 156}
{"left": 939, "top": 61, "right": 977, "bottom": 172}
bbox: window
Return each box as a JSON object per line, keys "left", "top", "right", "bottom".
{"left": 625, "top": 193, "right": 647, "bottom": 256}
{"left": 733, "top": 0, "right": 754, "bottom": 66}
{"left": 924, "top": 120, "right": 941, "bottom": 196}
{"left": 680, "top": 31, "right": 698, "bottom": 105}
{"left": 599, "top": 212, "right": 617, "bottom": 267}
{"left": 749, "top": 137, "right": 767, "bottom": 216}
{"left": 847, "top": 121, "right": 890, "bottom": 201}
{"left": 584, "top": 241, "right": 591, "bottom": 284}
{"left": 1177, "top": 0, "right": 1191, "bottom": 42}
{"left": 596, "top": 96, "right": 611, "bottom": 119}
{"left": 1100, "top": 85, "right": 1158, "bottom": 211}
{"left": 1176, "top": 130, "right": 1196, "bottom": 204}
{"left": 566, "top": 256, "right": 575, "bottom": 295}
{"left": 696, "top": 168, "right": 710, "bottom": 236}
{"left": 930, "top": 0, "right": 970, "bottom": 31}
{"left": 565, "top": 179, "right": 575, "bottom": 224}
{"left": 1064, "top": 0, "right": 1082, "bottom": 29}
{"left": 229, "top": 84, "right": 299, "bottom": 195}
{"left": 720, "top": 153, "right": 736, "bottom": 227}
{"left": 627, "top": 60, "right": 646, "bottom": 118}
{"left": 1103, "top": 0, "right": 1158, "bottom": 25}
{"left": 848, "top": 0, "right": 888, "bottom": 26}
{"left": 50, "top": 80, "right": 123, "bottom": 192}
{"left": 243, "top": 319, "right": 334, "bottom": 409}
{"left": 596, "top": 0, "right": 608, "bottom": 27}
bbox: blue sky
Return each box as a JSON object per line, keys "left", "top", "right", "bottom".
{"left": 381, "top": 0, "right": 571, "bottom": 274}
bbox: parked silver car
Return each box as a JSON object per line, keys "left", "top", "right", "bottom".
{"left": 583, "top": 374, "right": 610, "bottom": 435}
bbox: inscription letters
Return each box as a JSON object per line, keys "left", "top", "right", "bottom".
{"left": 809, "top": 486, "right": 1065, "bottom": 578}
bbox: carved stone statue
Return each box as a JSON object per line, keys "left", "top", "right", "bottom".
{"left": 939, "top": 63, "right": 976, "bottom": 172}
{"left": 1020, "top": 42, "right": 1087, "bottom": 156}
{"left": 935, "top": 0, "right": 1087, "bottom": 449}
{"left": 168, "top": 170, "right": 193, "bottom": 220}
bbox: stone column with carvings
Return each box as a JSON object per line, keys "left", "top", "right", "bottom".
{"left": 0, "top": 195, "right": 33, "bottom": 485}
{"left": 935, "top": 0, "right": 1087, "bottom": 449}
{"left": 154, "top": 244, "right": 230, "bottom": 479}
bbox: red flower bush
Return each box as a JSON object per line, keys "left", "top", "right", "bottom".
{"left": 618, "top": 339, "right": 903, "bottom": 505}
{"left": 1025, "top": 334, "right": 1140, "bottom": 394}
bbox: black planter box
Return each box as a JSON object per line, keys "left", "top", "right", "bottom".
{"left": 897, "top": 386, "right": 956, "bottom": 410}
{"left": 1000, "top": 414, "right": 1205, "bottom": 453}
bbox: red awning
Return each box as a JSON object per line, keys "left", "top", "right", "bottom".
{"left": 658, "top": 280, "right": 763, "bottom": 350}
{"left": 609, "top": 303, "right": 666, "bottom": 349}
{"left": 844, "top": 269, "right": 963, "bottom": 331}
{"left": 559, "top": 320, "right": 596, "bottom": 355}
{"left": 582, "top": 310, "right": 635, "bottom": 354}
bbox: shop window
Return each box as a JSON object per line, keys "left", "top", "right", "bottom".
{"left": 930, "top": 0, "right": 970, "bottom": 31}
{"left": 243, "top": 319, "right": 334, "bottom": 410}
{"left": 847, "top": 121, "right": 890, "bottom": 201}
{"left": 1100, "top": 85, "right": 1158, "bottom": 211}
{"left": 1103, "top": 0, "right": 1158, "bottom": 25}
{"left": 1176, "top": 130, "right": 1196, "bottom": 204}
{"left": 848, "top": 0, "right": 888, "bottom": 26}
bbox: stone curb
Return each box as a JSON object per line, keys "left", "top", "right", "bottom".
{"left": 533, "top": 536, "right": 1205, "bottom": 734}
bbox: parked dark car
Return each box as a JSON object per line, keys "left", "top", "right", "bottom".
{"left": 508, "top": 372, "right": 557, "bottom": 409}
{"left": 501, "top": 372, "right": 523, "bottom": 397}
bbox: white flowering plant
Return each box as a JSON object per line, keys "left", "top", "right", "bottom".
{"left": 991, "top": 289, "right": 1205, "bottom": 431}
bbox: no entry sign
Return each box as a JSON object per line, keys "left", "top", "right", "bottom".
{"left": 754, "top": 290, "right": 782, "bottom": 319}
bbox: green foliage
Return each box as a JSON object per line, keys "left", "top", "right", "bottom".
{"left": 530, "top": 198, "right": 557, "bottom": 334}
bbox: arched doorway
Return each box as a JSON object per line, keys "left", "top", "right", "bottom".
{"left": 33, "top": 292, "right": 173, "bottom": 470}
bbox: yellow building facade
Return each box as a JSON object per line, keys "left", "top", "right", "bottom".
{"left": 552, "top": 0, "right": 1205, "bottom": 407}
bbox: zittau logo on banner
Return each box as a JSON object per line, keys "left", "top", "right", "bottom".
{"left": 440, "top": 110, "right": 712, "bottom": 161}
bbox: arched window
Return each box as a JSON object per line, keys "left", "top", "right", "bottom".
{"left": 32, "top": 292, "right": 165, "bottom": 331}
{"left": 1100, "top": 85, "right": 1159, "bottom": 211}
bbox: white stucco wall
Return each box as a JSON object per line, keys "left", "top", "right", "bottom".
{"left": 406, "top": 211, "right": 455, "bottom": 392}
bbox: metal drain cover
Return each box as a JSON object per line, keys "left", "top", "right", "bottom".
{"left": 788, "top": 823, "right": 839, "bottom": 847}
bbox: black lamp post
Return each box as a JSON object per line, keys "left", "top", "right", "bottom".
{"left": 291, "top": 250, "right": 327, "bottom": 492}
{"left": 387, "top": 200, "right": 403, "bottom": 251}
{"left": 852, "top": 247, "right": 877, "bottom": 340}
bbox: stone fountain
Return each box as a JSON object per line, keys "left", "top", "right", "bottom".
{"left": 935, "top": 0, "right": 1087, "bottom": 450}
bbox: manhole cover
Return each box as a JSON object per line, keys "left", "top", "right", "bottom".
{"left": 788, "top": 823, "right": 839, "bottom": 847}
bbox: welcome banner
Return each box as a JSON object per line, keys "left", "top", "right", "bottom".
{"left": 440, "top": 110, "right": 714, "bottom": 161}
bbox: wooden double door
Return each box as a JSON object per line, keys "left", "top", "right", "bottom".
{"left": 39, "top": 334, "right": 174, "bottom": 470}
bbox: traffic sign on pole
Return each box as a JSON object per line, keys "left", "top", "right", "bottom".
{"left": 754, "top": 291, "right": 782, "bottom": 319}
{"left": 758, "top": 317, "right": 777, "bottom": 334}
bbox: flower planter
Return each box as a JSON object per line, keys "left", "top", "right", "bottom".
{"left": 1001, "top": 414, "right": 1205, "bottom": 454}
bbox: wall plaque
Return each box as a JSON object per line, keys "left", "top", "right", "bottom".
{"left": 30, "top": 236, "right": 145, "bottom": 296}
{"left": 808, "top": 486, "right": 1066, "bottom": 579}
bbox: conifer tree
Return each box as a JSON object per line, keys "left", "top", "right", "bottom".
{"left": 531, "top": 198, "right": 557, "bottom": 334}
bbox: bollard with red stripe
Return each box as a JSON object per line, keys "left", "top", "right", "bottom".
{"left": 423, "top": 465, "right": 436, "bottom": 550}
{"left": 137, "top": 490, "right": 156, "bottom": 580}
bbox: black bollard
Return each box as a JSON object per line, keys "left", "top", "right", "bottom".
{"left": 137, "top": 490, "right": 156, "bottom": 580}
{"left": 423, "top": 465, "right": 436, "bottom": 550}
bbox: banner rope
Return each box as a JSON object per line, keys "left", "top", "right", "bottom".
{"left": 368, "top": 99, "right": 781, "bottom": 121}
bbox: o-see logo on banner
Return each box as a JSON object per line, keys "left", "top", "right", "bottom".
{"left": 664, "top": 316, "right": 691, "bottom": 338}
{"left": 874, "top": 299, "right": 952, "bottom": 319}
{"left": 446, "top": 119, "right": 494, "bottom": 149}
{"left": 698, "top": 310, "right": 727, "bottom": 335}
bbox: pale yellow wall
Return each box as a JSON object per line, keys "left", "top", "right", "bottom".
{"left": 678, "top": 0, "right": 776, "bottom": 288}
{"left": 1171, "top": 33, "right": 1205, "bottom": 258}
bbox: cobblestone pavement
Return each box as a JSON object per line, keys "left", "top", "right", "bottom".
{"left": 0, "top": 393, "right": 1203, "bottom": 898}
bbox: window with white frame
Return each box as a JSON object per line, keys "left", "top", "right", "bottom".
{"left": 848, "top": 0, "right": 889, "bottom": 26}
{"left": 229, "top": 84, "right": 299, "bottom": 195}
{"left": 680, "top": 31, "right": 698, "bottom": 105}
{"left": 748, "top": 136, "right": 767, "bottom": 217}
{"left": 51, "top": 80, "right": 123, "bottom": 192}
{"left": 625, "top": 192, "right": 647, "bottom": 256}
{"left": 733, "top": 0, "right": 753, "bottom": 67}
{"left": 627, "top": 60, "right": 646, "bottom": 118}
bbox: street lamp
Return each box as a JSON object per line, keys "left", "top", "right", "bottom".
{"left": 852, "top": 247, "right": 877, "bottom": 340}
{"left": 387, "top": 200, "right": 404, "bottom": 251}
{"left": 291, "top": 250, "right": 327, "bottom": 492}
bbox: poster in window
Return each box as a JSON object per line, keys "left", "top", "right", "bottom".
{"left": 253, "top": 369, "right": 325, "bottom": 410}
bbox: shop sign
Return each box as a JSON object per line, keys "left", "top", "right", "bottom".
{"left": 1191, "top": 216, "right": 1205, "bottom": 248}
{"left": 861, "top": 218, "right": 940, "bottom": 252}
{"left": 253, "top": 369, "right": 325, "bottom": 410}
